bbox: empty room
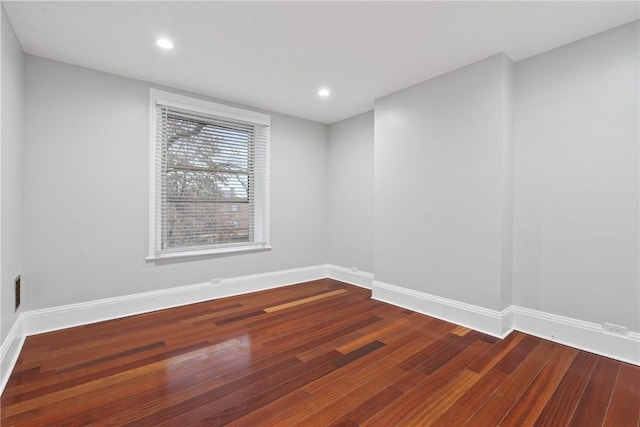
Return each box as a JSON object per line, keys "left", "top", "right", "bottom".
{"left": 0, "top": 1, "right": 638, "bottom": 426}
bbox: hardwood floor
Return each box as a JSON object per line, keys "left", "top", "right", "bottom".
{"left": 1, "top": 279, "right": 638, "bottom": 426}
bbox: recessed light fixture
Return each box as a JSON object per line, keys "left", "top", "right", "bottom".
{"left": 318, "top": 88, "right": 331, "bottom": 98}
{"left": 156, "top": 38, "right": 174, "bottom": 49}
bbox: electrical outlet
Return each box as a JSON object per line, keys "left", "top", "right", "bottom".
{"left": 602, "top": 323, "right": 629, "bottom": 337}
{"left": 210, "top": 278, "right": 222, "bottom": 286}
{"left": 350, "top": 266, "right": 359, "bottom": 273}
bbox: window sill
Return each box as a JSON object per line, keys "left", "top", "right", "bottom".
{"left": 146, "top": 244, "right": 272, "bottom": 262}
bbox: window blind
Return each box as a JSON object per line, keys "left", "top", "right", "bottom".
{"left": 153, "top": 102, "right": 269, "bottom": 256}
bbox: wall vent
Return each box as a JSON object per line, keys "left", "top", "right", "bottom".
{"left": 15, "top": 275, "right": 21, "bottom": 311}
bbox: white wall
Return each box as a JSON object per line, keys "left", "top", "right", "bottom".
{"left": 1, "top": 6, "right": 24, "bottom": 341}
{"left": 22, "top": 55, "right": 328, "bottom": 310}
{"left": 327, "top": 111, "right": 374, "bottom": 273}
{"left": 374, "top": 54, "right": 514, "bottom": 311}
{"left": 513, "top": 21, "right": 639, "bottom": 332}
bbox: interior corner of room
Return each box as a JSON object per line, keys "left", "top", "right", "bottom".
{"left": 0, "top": 1, "right": 638, "bottom": 396}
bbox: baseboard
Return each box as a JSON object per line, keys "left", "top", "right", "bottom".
{"left": 326, "top": 264, "right": 374, "bottom": 289}
{"left": 0, "top": 316, "right": 25, "bottom": 393}
{"left": 371, "top": 280, "right": 509, "bottom": 338}
{"left": 514, "top": 306, "right": 640, "bottom": 366}
{"left": 371, "top": 281, "right": 639, "bottom": 365}
{"left": 20, "top": 265, "right": 327, "bottom": 337}
{"left": 501, "top": 305, "right": 516, "bottom": 336}
{"left": 5, "top": 266, "right": 373, "bottom": 335}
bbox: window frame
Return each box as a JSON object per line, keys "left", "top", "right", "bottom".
{"left": 147, "top": 89, "right": 271, "bottom": 261}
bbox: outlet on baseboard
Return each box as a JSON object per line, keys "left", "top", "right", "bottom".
{"left": 602, "top": 322, "right": 629, "bottom": 337}
{"left": 210, "top": 278, "right": 222, "bottom": 286}
{"left": 350, "top": 266, "right": 359, "bottom": 273}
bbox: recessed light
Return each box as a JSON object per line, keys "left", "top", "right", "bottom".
{"left": 156, "top": 38, "right": 174, "bottom": 49}
{"left": 318, "top": 88, "right": 331, "bottom": 98}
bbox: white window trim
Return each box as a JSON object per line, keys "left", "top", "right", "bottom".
{"left": 147, "top": 89, "right": 271, "bottom": 261}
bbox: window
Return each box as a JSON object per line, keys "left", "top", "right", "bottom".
{"left": 148, "top": 90, "right": 270, "bottom": 259}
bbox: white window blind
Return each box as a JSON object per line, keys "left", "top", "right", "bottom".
{"left": 150, "top": 91, "right": 270, "bottom": 258}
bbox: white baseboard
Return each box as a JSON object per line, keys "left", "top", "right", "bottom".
{"left": 326, "top": 264, "right": 374, "bottom": 289}
{"left": 0, "top": 318, "right": 25, "bottom": 393}
{"left": 501, "top": 306, "right": 516, "bottom": 337}
{"left": 514, "top": 306, "right": 640, "bottom": 366}
{"left": 372, "top": 281, "right": 639, "bottom": 366}
{"left": 20, "top": 265, "right": 328, "bottom": 337}
{"left": 372, "top": 280, "right": 509, "bottom": 338}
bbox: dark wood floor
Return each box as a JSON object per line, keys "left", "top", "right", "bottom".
{"left": 1, "top": 279, "right": 638, "bottom": 426}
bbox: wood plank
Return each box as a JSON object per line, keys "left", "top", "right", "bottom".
{"left": 430, "top": 403, "right": 475, "bottom": 427}
{"left": 568, "top": 356, "right": 621, "bottom": 427}
{"left": 396, "top": 368, "right": 480, "bottom": 426}
{"left": 287, "top": 367, "right": 405, "bottom": 427}
{"left": 465, "top": 392, "right": 515, "bottom": 426}
{"left": 332, "top": 340, "right": 385, "bottom": 368}
{"left": 360, "top": 339, "right": 491, "bottom": 427}
{"left": 4, "top": 335, "right": 238, "bottom": 400}
{"left": 261, "top": 304, "right": 384, "bottom": 348}
{"left": 344, "top": 385, "right": 403, "bottom": 424}
{"left": 301, "top": 328, "right": 432, "bottom": 395}
{"left": 467, "top": 331, "right": 523, "bottom": 373}
{"left": 392, "top": 369, "right": 428, "bottom": 393}
{"left": 327, "top": 418, "right": 359, "bottom": 427}
{"left": 2, "top": 341, "right": 212, "bottom": 416}
{"left": 533, "top": 350, "right": 599, "bottom": 427}
{"left": 455, "top": 368, "right": 507, "bottom": 411}
{"left": 263, "top": 289, "right": 347, "bottom": 312}
{"left": 493, "top": 334, "right": 540, "bottom": 374}
{"left": 499, "top": 345, "right": 577, "bottom": 425}
{"left": 495, "top": 339, "right": 554, "bottom": 401}
{"left": 602, "top": 363, "right": 640, "bottom": 427}
{"left": 225, "top": 389, "right": 311, "bottom": 427}
{"left": 451, "top": 326, "right": 471, "bottom": 336}
{"left": 397, "top": 332, "right": 460, "bottom": 370}
{"left": 154, "top": 351, "right": 341, "bottom": 426}
{"left": 334, "top": 317, "right": 411, "bottom": 354}
{"left": 56, "top": 341, "right": 166, "bottom": 374}
{"left": 415, "top": 330, "right": 482, "bottom": 375}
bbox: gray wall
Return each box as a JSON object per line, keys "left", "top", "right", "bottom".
{"left": 513, "top": 21, "right": 639, "bottom": 331}
{"left": 23, "top": 55, "right": 328, "bottom": 310}
{"left": 1, "top": 6, "right": 24, "bottom": 341}
{"left": 8, "top": 18, "right": 640, "bottom": 339}
{"left": 327, "top": 111, "right": 374, "bottom": 273}
{"left": 374, "top": 54, "right": 514, "bottom": 311}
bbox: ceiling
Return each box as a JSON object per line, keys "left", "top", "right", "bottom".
{"left": 4, "top": 1, "right": 639, "bottom": 124}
